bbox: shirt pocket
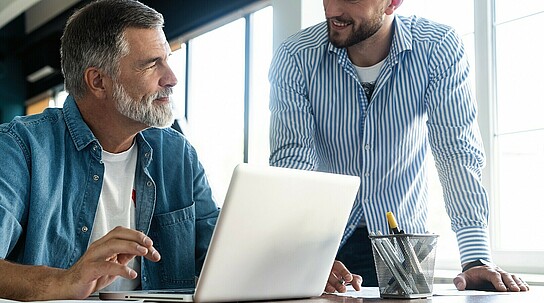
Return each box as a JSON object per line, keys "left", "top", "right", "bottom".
{"left": 149, "top": 202, "right": 196, "bottom": 288}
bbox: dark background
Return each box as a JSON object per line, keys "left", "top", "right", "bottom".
{"left": 0, "top": 0, "right": 263, "bottom": 122}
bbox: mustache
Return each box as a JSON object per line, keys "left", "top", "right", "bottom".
{"left": 150, "top": 87, "right": 174, "bottom": 100}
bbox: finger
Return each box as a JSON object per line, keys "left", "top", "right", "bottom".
{"left": 326, "top": 270, "right": 347, "bottom": 293}
{"left": 92, "top": 259, "right": 139, "bottom": 281}
{"left": 331, "top": 260, "right": 353, "bottom": 284}
{"left": 101, "top": 227, "right": 160, "bottom": 261}
{"left": 500, "top": 271, "right": 521, "bottom": 292}
{"left": 93, "top": 226, "right": 154, "bottom": 249}
{"left": 66, "top": 256, "right": 138, "bottom": 288}
{"left": 89, "top": 238, "right": 153, "bottom": 262}
{"left": 144, "top": 246, "right": 161, "bottom": 262}
{"left": 453, "top": 273, "right": 467, "bottom": 290}
{"left": 351, "top": 274, "right": 362, "bottom": 291}
{"left": 488, "top": 269, "right": 508, "bottom": 292}
{"left": 324, "top": 282, "right": 338, "bottom": 293}
{"left": 116, "top": 254, "right": 137, "bottom": 266}
{"left": 510, "top": 274, "right": 529, "bottom": 292}
{"left": 517, "top": 276, "right": 530, "bottom": 291}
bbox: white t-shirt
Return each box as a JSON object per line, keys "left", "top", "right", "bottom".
{"left": 354, "top": 58, "right": 385, "bottom": 102}
{"left": 89, "top": 142, "right": 139, "bottom": 291}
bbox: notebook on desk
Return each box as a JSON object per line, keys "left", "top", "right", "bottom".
{"left": 100, "top": 163, "right": 360, "bottom": 302}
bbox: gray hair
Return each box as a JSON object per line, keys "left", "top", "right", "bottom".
{"left": 60, "top": 0, "right": 164, "bottom": 100}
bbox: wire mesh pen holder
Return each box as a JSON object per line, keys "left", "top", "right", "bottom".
{"left": 369, "top": 233, "right": 439, "bottom": 299}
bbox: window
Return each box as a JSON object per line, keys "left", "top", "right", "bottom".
{"left": 25, "top": 85, "right": 67, "bottom": 115}
{"left": 491, "top": 0, "right": 544, "bottom": 272}
{"left": 170, "top": 4, "right": 273, "bottom": 205}
{"left": 396, "top": 1, "right": 544, "bottom": 274}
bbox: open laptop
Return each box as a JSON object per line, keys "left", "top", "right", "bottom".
{"left": 100, "top": 163, "right": 360, "bottom": 302}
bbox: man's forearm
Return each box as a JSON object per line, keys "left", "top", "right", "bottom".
{"left": 0, "top": 259, "right": 65, "bottom": 301}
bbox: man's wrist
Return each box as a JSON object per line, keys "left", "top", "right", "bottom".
{"left": 462, "top": 259, "right": 494, "bottom": 272}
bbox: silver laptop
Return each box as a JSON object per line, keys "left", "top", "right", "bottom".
{"left": 100, "top": 164, "right": 360, "bottom": 302}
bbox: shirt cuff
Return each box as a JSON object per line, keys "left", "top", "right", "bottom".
{"left": 455, "top": 226, "right": 492, "bottom": 265}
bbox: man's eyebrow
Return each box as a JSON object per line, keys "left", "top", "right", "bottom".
{"left": 137, "top": 52, "right": 172, "bottom": 67}
{"left": 137, "top": 57, "right": 161, "bottom": 67}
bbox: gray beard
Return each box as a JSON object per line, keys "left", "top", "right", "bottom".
{"left": 113, "top": 82, "right": 174, "bottom": 128}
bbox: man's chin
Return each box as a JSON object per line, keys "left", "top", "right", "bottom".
{"left": 153, "top": 118, "right": 175, "bottom": 129}
{"left": 328, "top": 32, "right": 349, "bottom": 48}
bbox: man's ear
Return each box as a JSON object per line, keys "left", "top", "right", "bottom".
{"left": 84, "top": 67, "right": 109, "bottom": 99}
{"left": 385, "top": 0, "right": 403, "bottom": 15}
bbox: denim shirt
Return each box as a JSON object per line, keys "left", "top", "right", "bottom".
{"left": 0, "top": 96, "right": 219, "bottom": 289}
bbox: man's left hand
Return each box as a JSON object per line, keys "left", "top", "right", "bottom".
{"left": 454, "top": 263, "right": 529, "bottom": 292}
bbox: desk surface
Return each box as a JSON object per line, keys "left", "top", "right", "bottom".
{"left": 256, "top": 286, "right": 543, "bottom": 303}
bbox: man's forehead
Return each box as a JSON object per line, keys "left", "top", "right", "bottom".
{"left": 123, "top": 27, "right": 170, "bottom": 56}
{"left": 124, "top": 27, "right": 166, "bottom": 43}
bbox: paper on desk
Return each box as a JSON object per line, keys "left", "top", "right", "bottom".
{"left": 329, "top": 284, "right": 514, "bottom": 298}
{"left": 328, "top": 285, "right": 381, "bottom": 298}
{"left": 0, "top": 300, "right": 142, "bottom": 303}
{"left": 432, "top": 284, "right": 513, "bottom": 296}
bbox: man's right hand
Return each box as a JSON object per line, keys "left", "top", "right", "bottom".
{"left": 58, "top": 226, "right": 161, "bottom": 299}
{"left": 0, "top": 226, "right": 161, "bottom": 301}
{"left": 324, "top": 260, "right": 362, "bottom": 293}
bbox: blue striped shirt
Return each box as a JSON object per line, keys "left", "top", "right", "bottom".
{"left": 268, "top": 15, "right": 491, "bottom": 265}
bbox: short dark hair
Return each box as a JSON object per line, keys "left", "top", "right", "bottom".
{"left": 60, "top": 0, "right": 164, "bottom": 100}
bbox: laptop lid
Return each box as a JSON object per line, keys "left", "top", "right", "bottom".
{"left": 101, "top": 164, "right": 360, "bottom": 302}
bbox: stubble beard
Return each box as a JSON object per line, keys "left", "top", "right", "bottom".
{"left": 327, "top": 15, "right": 384, "bottom": 48}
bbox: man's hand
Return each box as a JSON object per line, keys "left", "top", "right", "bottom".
{"left": 56, "top": 226, "right": 161, "bottom": 299}
{"left": 324, "top": 260, "right": 362, "bottom": 293}
{"left": 454, "top": 263, "right": 529, "bottom": 292}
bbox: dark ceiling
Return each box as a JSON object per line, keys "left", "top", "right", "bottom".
{"left": 0, "top": 0, "right": 263, "bottom": 102}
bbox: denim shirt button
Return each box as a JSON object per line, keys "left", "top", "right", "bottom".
{"left": 145, "top": 152, "right": 150, "bottom": 158}
{"left": 146, "top": 181, "right": 153, "bottom": 187}
{"left": 81, "top": 226, "right": 89, "bottom": 233}
{"left": 93, "top": 175, "right": 100, "bottom": 181}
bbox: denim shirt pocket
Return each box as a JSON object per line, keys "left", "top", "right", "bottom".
{"left": 148, "top": 202, "right": 196, "bottom": 288}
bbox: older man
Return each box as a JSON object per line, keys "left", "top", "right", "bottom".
{"left": 0, "top": 0, "right": 219, "bottom": 300}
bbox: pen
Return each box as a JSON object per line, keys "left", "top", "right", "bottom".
{"left": 385, "top": 212, "right": 430, "bottom": 294}
{"left": 370, "top": 231, "right": 413, "bottom": 295}
{"left": 386, "top": 211, "right": 403, "bottom": 234}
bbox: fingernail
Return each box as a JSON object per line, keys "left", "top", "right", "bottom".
{"left": 137, "top": 245, "right": 148, "bottom": 253}
{"left": 129, "top": 269, "right": 138, "bottom": 278}
{"left": 144, "top": 237, "right": 153, "bottom": 246}
{"left": 153, "top": 250, "right": 161, "bottom": 260}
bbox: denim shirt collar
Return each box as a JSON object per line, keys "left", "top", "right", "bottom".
{"left": 63, "top": 95, "right": 99, "bottom": 152}
{"left": 62, "top": 95, "right": 153, "bottom": 167}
